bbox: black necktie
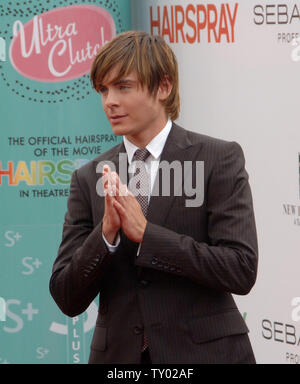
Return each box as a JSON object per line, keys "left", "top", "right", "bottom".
{"left": 130, "top": 148, "right": 151, "bottom": 217}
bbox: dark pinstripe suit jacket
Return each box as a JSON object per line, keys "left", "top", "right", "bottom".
{"left": 50, "top": 123, "right": 258, "bottom": 364}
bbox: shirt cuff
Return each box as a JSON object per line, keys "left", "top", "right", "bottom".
{"left": 102, "top": 232, "right": 120, "bottom": 253}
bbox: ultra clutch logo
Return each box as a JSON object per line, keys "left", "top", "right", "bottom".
{"left": 9, "top": 5, "right": 115, "bottom": 82}
{"left": 0, "top": 0, "right": 123, "bottom": 103}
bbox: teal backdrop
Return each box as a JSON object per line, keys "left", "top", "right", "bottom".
{"left": 0, "top": 0, "right": 131, "bottom": 364}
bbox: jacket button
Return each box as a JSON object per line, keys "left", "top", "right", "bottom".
{"left": 151, "top": 259, "right": 158, "bottom": 265}
{"left": 140, "top": 279, "right": 150, "bottom": 287}
{"left": 134, "top": 326, "right": 143, "bottom": 335}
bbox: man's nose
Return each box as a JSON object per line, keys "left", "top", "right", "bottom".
{"left": 104, "top": 89, "right": 119, "bottom": 108}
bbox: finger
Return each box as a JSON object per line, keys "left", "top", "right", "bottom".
{"left": 111, "top": 171, "right": 128, "bottom": 192}
{"left": 102, "top": 165, "right": 112, "bottom": 189}
{"left": 110, "top": 172, "right": 122, "bottom": 193}
{"left": 102, "top": 174, "right": 109, "bottom": 189}
{"left": 103, "top": 191, "right": 110, "bottom": 214}
{"left": 114, "top": 183, "right": 128, "bottom": 204}
{"left": 113, "top": 184, "right": 123, "bottom": 203}
{"left": 102, "top": 164, "right": 111, "bottom": 177}
{"left": 119, "top": 182, "right": 129, "bottom": 197}
{"left": 112, "top": 199, "right": 125, "bottom": 216}
{"left": 104, "top": 189, "right": 113, "bottom": 208}
{"left": 107, "top": 170, "right": 116, "bottom": 192}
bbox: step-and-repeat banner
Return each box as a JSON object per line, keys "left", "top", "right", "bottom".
{"left": 0, "top": 0, "right": 131, "bottom": 364}
{"left": 1, "top": 0, "right": 300, "bottom": 365}
{"left": 132, "top": 0, "right": 300, "bottom": 364}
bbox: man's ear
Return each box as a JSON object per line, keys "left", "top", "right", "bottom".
{"left": 158, "top": 76, "right": 173, "bottom": 101}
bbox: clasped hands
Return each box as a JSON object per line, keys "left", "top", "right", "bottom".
{"left": 102, "top": 165, "right": 147, "bottom": 245}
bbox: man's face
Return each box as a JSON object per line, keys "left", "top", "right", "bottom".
{"left": 99, "top": 66, "right": 168, "bottom": 146}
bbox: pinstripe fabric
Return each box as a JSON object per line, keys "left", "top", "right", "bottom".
{"left": 50, "top": 123, "right": 258, "bottom": 364}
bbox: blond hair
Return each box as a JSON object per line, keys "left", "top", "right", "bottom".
{"left": 90, "top": 31, "right": 180, "bottom": 120}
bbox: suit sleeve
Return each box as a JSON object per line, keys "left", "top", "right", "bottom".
{"left": 49, "top": 170, "right": 114, "bottom": 317}
{"left": 135, "top": 141, "right": 258, "bottom": 295}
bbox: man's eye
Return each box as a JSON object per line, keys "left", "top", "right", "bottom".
{"left": 98, "top": 87, "right": 107, "bottom": 94}
{"left": 119, "top": 85, "right": 129, "bottom": 90}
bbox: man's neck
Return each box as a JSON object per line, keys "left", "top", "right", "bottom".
{"left": 123, "top": 119, "right": 172, "bottom": 164}
{"left": 125, "top": 117, "right": 169, "bottom": 148}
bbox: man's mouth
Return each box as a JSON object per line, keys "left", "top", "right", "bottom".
{"left": 109, "top": 114, "right": 128, "bottom": 124}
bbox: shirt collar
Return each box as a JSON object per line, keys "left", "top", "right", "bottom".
{"left": 123, "top": 119, "right": 172, "bottom": 164}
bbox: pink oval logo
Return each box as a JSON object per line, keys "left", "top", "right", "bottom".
{"left": 10, "top": 5, "right": 116, "bottom": 82}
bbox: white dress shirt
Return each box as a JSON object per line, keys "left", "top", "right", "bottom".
{"left": 103, "top": 119, "right": 172, "bottom": 252}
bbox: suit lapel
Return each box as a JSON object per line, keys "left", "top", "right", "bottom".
{"left": 146, "top": 123, "right": 193, "bottom": 226}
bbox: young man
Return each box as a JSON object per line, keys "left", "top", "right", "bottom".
{"left": 50, "top": 31, "right": 258, "bottom": 364}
